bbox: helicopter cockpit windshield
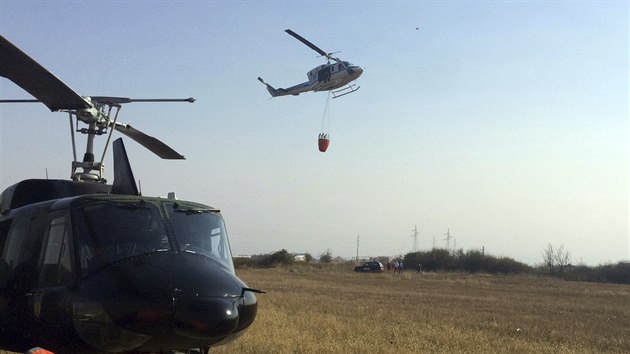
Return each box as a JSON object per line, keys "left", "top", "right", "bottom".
{"left": 76, "top": 201, "right": 170, "bottom": 276}
{"left": 165, "top": 202, "right": 234, "bottom": 273}
{"left": 74, "top": 199, "right": 234, "bottom": 277}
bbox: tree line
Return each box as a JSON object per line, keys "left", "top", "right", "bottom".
{"left": 234, "top": 247, "right": 629, "bottom": 285}
{"left": 405, "top": 247, "right": 629, "bottom": 285}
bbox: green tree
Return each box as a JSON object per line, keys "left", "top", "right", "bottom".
{"left": 320, "top": 248, "right": 333, "bottom": 263}
{"left": 258, "top": 249, "right": 294, "bottom": 267}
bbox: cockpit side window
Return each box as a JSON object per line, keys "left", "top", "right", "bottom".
{"left": 39, "top": 215, "right": 74, "bottom": 287}
{"left": 0, "top": 219, "right": 14, "bottom": 289}
{"left": 2, "top": 219, "right": 27, "bottom": 272}
{"left": 1, "top": 217, "right": 38, "bottom": 290}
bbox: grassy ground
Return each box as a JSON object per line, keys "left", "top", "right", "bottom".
{"left": 212, "top": 264, "right": 630, "bottom": 353}
{"left": 2, "top": 265, "right": 629, "bottom": 353}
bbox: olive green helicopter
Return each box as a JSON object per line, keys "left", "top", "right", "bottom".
{"left": 0, "top": 34, "right": 263, "bottom": 354}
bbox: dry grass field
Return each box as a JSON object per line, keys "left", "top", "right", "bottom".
{"left": 213, "top": 265, "right": 630, "bottom": 354}
{"left": 2, "top": 265, "right": 629, "bottom": 353}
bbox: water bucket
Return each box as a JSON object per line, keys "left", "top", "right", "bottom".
{"left": 318, "top": 133, "right": 330, "bottom": 152}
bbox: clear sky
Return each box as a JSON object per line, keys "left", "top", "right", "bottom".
{"left": 0, "top": 1, "right": 627, "bottom": 265}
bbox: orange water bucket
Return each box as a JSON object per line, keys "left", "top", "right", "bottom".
{"left": 318, "top": 133, "right": 330, "bottom": 152}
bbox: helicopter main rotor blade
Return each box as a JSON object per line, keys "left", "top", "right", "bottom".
{"left": 0, "top": 35, "right": 90, "bottom": 111}
{"left": 113, "top": 122, "right": 185, "bottom": 160}
{"left": 285, "top": 29, "right": 329, "bottom": 58}
{"left": 90, "top": 97, "right": 196, "bottom": 105}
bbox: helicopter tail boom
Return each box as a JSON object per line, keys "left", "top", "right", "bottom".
{"left": 257, "top": 77, "right": 310, "bottom": 97}
{"left": 257, "top": 77, "right": 281, "bottom": 97}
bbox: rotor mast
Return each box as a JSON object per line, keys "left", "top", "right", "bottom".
{"left": 67, "top": 97, "right": 195, "bottom": 182}
{"left": 0, "top": 34, "right": 195, "bottom": 184}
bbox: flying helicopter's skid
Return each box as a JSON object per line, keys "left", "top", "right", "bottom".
{"left": 332, "top": 84, "right": 360, "bottom": 99}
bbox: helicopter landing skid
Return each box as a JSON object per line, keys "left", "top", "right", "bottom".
{"left": 332, "top": 84, "right": 360, "bottom": 99}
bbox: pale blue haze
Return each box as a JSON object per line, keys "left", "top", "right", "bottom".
{"left": 0, "top": 1, "right": 627, "bottom": 265}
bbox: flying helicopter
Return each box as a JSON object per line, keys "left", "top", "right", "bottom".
{"left": 0, "top": 34, "right": 263, "bottom": 353}
{"left": 258, "top": 29, "right": 364, "bottom": 99}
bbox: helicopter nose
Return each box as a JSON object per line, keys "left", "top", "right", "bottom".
{"left": 172, "top": 295, "right": 240, "bottom": 339}
{"left": 130, "top": 256, "right": 244, "bottom": 340}
{"left": 75, "top": 253, "right": 258, "bottom": 351}
{"left": 125, "top": 294, "right": 241, "bottom": 340}
{"left": 347, "top": 66, "right": 363, "bottom": 78}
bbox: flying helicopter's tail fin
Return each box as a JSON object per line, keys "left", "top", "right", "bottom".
{"left": 257, "top": 77, "right": 280, "bottom": 97}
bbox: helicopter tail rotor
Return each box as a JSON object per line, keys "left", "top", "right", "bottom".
{"left": 257, "top": 77, "right": 280, "bottom": 97}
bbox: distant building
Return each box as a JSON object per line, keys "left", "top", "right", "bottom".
{"left": 294, "top": 253, "right": 308, "bottom": 262}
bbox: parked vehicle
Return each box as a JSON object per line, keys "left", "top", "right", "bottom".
{"left": 354, "top": 261, "right": 384, "bottom": 273}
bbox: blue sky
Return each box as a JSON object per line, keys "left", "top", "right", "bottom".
{"left": 1, "top": 1, "right": 627, "bottom": 265}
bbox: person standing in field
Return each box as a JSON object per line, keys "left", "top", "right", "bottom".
{"left": 393, "top": 260, "right": 399, "bottom": 274}
{"left": 399, "top": 260, "right": 404, "bottom": 273}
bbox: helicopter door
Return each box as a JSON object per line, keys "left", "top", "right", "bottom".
{"left": 1, "top": 217, "right": 34, "bottom": 333}
{"left": 0, "top": 214, "right": 47, "bottom": 345}
{"left": 30, "top": 213, "right": 75, "bottom": 332}
{"left": 0, "top": 219, "right": 15, "bottom": 333}
{"left": 318, "top": 66, "right": 332, "bottom": 83}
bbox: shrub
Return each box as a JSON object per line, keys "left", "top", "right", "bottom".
{"left": 459, "top": 250, "right": 486, "bottom": 273}
{"left": 320, "top": 248, "right": 333, "bottom": 263}
{"left": 233, "top": 257, "right": 255, "bottom": 269}
{"left": 589, "top": 262, "right": 630, "bottom": 284}
{"left": 405, "top": 249, "right": 454, "bottom": 272}
{"left": 256, "top": 249, "right": 294, "bottom": 268}
{"left": 404, "top": 249, "right": 530, "bottom": 275}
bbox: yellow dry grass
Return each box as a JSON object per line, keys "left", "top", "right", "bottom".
{"left": 213, "top": 265, "right": 630, "bottom": 354}
{"left": 2, "top": 265, "right": 629, "bottom": 353}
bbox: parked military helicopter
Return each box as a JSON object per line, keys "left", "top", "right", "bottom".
{"left": 0, "top": 34, "right": 263, "bottom": 353}
{"left": 258, "top": 29, "right": 363, "bottom": 99}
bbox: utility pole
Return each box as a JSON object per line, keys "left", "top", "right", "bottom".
{"left": 356, "top": 234, "right": 359, "bottom": 264}
{"left": 410, "top": 224, "right": 419, "bottom": 252}
{"left": 444, "top": 228, "right": 452, "bottom": 250}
